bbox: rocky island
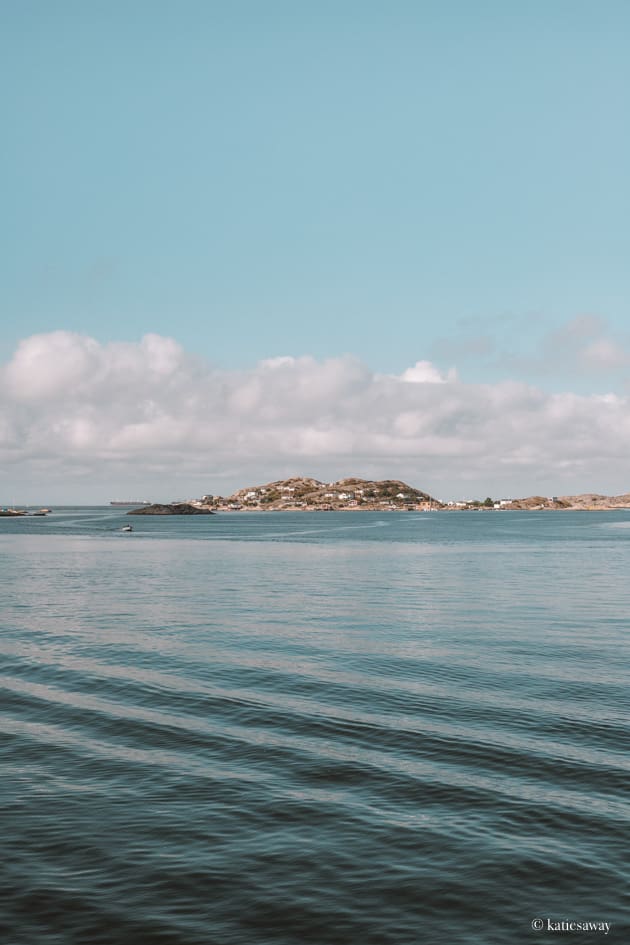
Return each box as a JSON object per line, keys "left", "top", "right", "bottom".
{"left": 118, "top": 481, "right": 630, "bottom": 515}
{"left": 128, "top": 503, "right": 215, "bottom": 515}
{"left": 196, "top": 477, "right": 440, "bottom": 511}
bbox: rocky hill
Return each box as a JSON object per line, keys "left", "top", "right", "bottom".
{"left": 129, "top": 503, "right": 215, "bottom": 515}
{"left": 503, "top": 493, "right": 630, "bottom": 510}
{"left": 205, "top": 477, "right": 441, "bottom": 511}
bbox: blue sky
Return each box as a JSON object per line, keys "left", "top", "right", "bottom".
{"left": 2, "top": 2, "right": 630, "bottom": 501}
{"left": 4, "top": 0, "right": 629, "bottom": 378}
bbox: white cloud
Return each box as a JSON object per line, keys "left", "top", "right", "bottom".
{"left": 400, "top": 360, "right": 455, "bottom": 384}
{"left": 2, "top": 330, "right": 630, "bottom": 501}
{"left": 581, "top": 338, "right": 629, "bottom": 369}
{"left": 5, "top": 331, "right": 100, "bottom": 401}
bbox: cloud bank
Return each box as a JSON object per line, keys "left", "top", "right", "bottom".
{"left": 2, "top": 330, "right": 630, "bottom": 502}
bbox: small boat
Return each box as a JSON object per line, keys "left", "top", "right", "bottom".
{"left": 121, "top": 525, "right": 133, "bottom": 532}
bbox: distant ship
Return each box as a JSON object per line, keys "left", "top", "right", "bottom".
{"left": 110, "top": 500, "right": 151, "bottom": 507}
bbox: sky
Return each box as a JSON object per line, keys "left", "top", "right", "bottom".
{"left": 2, "top": 1, "right": 630, "bottom": 503}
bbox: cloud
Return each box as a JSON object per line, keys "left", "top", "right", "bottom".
{"left": 430, "top": 313, "right": 630, "bottom": 387}
{"left": 399, "top": 360, "right": 457, "bottom": 384}
{"left": 580, "top": 338, "right": 629, "bottom": 370}
{"left": 2, "top": 330, "right": 630, "bottom": 500}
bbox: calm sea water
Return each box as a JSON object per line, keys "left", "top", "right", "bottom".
{"left": 1, "top": 508, "right": 628, "bottom": 944}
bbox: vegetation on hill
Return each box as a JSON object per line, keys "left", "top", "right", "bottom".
{"left": 203, "top": 477, "right": 440, "bottom": 511}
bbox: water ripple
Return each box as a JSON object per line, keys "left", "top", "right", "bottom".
{"left": 1, "top": 510, "right": 629, "bottom": 944}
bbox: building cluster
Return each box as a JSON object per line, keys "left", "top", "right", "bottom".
{"left": 189, "top": 477, "right": 438, "bottom": 511}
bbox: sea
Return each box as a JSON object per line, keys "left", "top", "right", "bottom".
{"left": 1, "top": 508, "right": 628, "bottom": 945}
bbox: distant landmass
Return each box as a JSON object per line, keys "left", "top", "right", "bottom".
{"left": 498, "top": 493, "right": 630, "bottom": 511}
{"left": 200, "top": 477, "right": 438, "bottom": 511}
{"left": 212, "top": 476, "right": 440, "bottom": 511}
{"left": 107, "top": 481, "right": 630, "bottom": 516}
{"left": 186, "top": 478, "right": 630, "bottom": 512}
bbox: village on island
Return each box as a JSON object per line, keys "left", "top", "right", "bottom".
{"left": 126, "top": 477, "right": 630, "bottom": 515}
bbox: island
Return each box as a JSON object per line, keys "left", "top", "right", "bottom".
{"left": 186, "top": 477, "right": 630, "bottom": 512}
{"left": 195, "top": 477, "right": 439, "bottom": 511}
{"left": 127, "top": 503, "right": 216, "bottom": 515}
{"left": 111, "top": 480, "right": 630, "bottom": 516}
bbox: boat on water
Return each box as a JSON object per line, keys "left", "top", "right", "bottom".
{"left": 1, "top": 506, "right": 51, "bottom": 517}
{"left": 110, "top": 500, "right": 151, "bottom": 506}
{"left": 121, "top": 525, "right": 133, "bottom": 532}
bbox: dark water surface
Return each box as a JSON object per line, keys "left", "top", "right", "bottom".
{"left": 1, "top": 509, "right": 628, "bottom": 944}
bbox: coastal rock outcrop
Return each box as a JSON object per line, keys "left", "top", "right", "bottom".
{"left": 502, "top": 493, "right": 630, "bottom": 510}
{"left": 128, "top": 503, "right": 215, "bottom": 515}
